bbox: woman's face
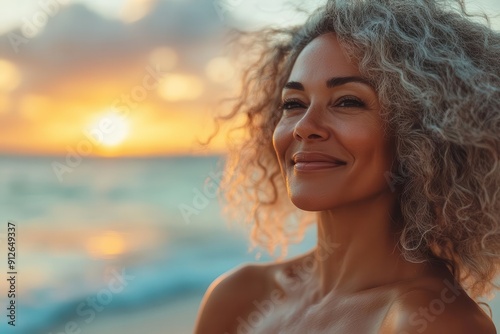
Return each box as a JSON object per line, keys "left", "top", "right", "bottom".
{"left": 273, "top": 33, "right": 396, "bottom": 211}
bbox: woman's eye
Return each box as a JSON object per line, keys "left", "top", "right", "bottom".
{"left": 279, "top": 97, "right": 365, "bottom": 111}
{"left": 336, "top": 97, "right": 365, "bottom": 108}
{"left": 280, "top": 99, "right": 305, "bottom": 111}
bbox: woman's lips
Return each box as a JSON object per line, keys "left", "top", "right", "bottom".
{"left": 292, "top": 152, "right": 347, "bottom": 171}
{"left": 294, "top": 161, "right": 346, "bottom": 171}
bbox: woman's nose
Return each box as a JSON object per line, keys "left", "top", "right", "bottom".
{"left": 293, "top": 106, "right": 329, "bottom": 141}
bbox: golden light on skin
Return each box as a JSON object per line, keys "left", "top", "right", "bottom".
{"left": 205, "top": 57, "right": 235, "bottom": 83}
{"left": 0, "top": 59, "right": 21, "bottom": 92}
{"left": 120, "top": 0, "right": 155, "bottom": 23}
{"left": 86, "top": 231, "right": 126, "bottom": 259}
{"left": 87, "top": 110, "right": 131, "bottom": 147}
{"left": 158, "top": 74, "right": 204, "bottom": 102}
{"left": 148, "top": 47, "right": 178, "bottom": 71}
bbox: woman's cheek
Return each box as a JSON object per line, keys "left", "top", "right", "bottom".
{"left": 272, "top": 122, "right": 289, "bottom": 154}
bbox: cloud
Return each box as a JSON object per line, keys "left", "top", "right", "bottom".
{"left": 0, "top": 0, "right": 240, "bottom": 155}
{"left": 0, "top": 0, "right": 226, "bottom": 97}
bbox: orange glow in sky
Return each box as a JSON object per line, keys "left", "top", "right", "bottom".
{"left": 1, "top": 1, "right": 497, "bottom": 157}
{"left": 87, "top": 110, "right": 131, "bottom": 147}
{"left": 0, "top": 2, "right": 237, "bottom": 157}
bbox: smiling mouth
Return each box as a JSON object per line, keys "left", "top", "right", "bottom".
{"left": 292, "top": 152, "right": 347, "bottom": 172}
{"left": 293, "top": 161, "right": 346, "bottom": 171}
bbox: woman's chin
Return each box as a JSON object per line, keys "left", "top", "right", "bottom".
{"left": 290, "top": 197, "right": 339, "bottom": 212}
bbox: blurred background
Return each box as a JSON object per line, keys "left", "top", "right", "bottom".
{"left": 0, "top": 0, "right": 498, "bottom": 333}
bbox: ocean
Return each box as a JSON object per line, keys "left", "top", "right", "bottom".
{"left": 0, "top": 155, "right": 497, "bottom": 334}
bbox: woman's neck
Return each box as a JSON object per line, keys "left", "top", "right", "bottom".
{"left": 313, "top": 190, "right": 429, "bottom": 297}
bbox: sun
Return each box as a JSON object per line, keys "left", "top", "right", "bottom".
{"left": 88, "top": 110, "right": 130, "bottom": 147}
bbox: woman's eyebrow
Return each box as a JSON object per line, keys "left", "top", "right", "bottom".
{"left": 283, "top": 81, "right": 305, "bottom": 91}
{"left": 283, "top": 76, "right": 373, "bottom": 91}
{"left": 327, "top": 76, "right": 372, "bottom": 88}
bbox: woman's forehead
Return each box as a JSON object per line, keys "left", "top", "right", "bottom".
{"left": 289, "top": 33, "right": 361, "bottom": 83}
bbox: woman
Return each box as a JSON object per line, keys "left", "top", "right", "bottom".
{"left": 195, "top": 0, "right": 500, "bottom": 333}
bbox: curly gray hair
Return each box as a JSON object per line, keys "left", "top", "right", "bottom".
{"left": 213, "top": 0, "right": 500, "bottom": 301}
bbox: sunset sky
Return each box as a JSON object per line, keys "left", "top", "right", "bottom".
{"left": 0, "top": 0, "right": 498, "bottom": 157}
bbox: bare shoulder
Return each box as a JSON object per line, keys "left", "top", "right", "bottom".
{"left": 381, "top": 278, "right": 497, "bottom": 334}
{"left": 193, "top": 252, "right": 312, "bottom": 334}
{"left": 193, "top": 263, "right": 270, "bottom": 334}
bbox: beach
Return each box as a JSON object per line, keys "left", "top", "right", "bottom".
{"left": 0, "top": 155, "right": 497, "bottom": 334}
